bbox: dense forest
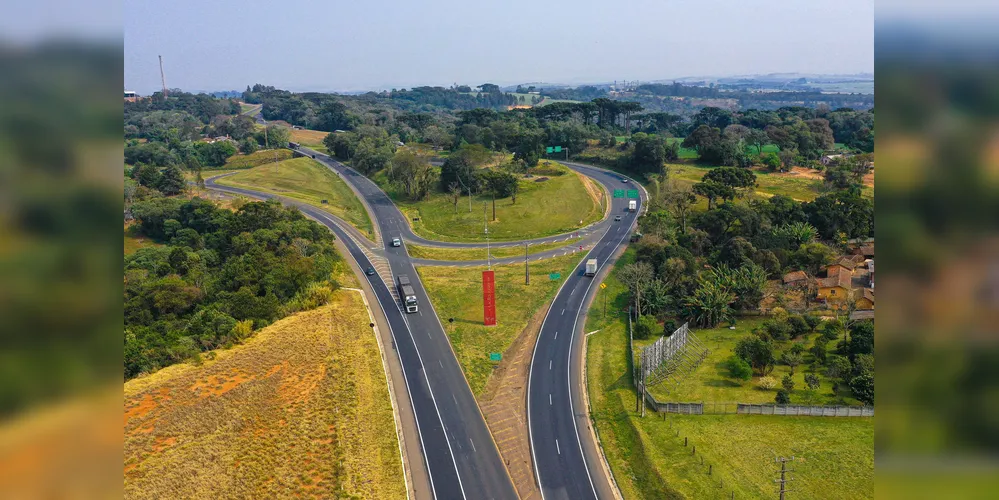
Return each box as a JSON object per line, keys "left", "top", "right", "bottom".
{"left": 125, "top": 198, "right": 345, "bottom": 379}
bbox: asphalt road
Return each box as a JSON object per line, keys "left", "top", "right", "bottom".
{"left": 209, "top": 146, "right": 642, "bottom": 500}
{"left": 211, "top": 148, "right": 519, "bottom": 500}
{"left": 527, "top": 162, "right": 646, "bottom": 500}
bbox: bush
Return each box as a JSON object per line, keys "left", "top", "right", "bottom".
{"left": 803, "top": 315, "right": 822, "bottom": 332}
{"left": 786, "top": 315, "right": 810, "bottom": 338}
{"left": 850, "top": 372, "right": 874, "bottom": 405}
{"left": 758, "top": 376, "right": 778, "bottom": 390}
{"left": 821, "top": 318, "right": 844, "bottom": 341}
{"left": 775, "top": 389, "right": 791, "bottom": 405}
{"left": 804, "top": 373, "right": 821, "bottom": 391}
{"left": 781, "top": 374, "right": 795, "bottom": 392}
{"left": 725, "top": 355, "right": 753, "bottom": 381}
{"left": 759, "top": 319, "right": 791, "bottom": 341}
{"left": 633, "top": 314, "right": 659, "bottom": 340}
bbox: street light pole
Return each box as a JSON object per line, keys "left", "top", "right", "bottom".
{"left": 524, "top": 243, "right": 530, "bottom": 285}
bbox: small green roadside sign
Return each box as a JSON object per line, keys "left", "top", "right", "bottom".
{"left": 489, "top": 352, "right": 502, "bottom": 361}
{"left": 549, "top": 272, "right": 561, "bottom": 281}
{"left": 627, "top": 189, "right": 639, "bottom": 198}
{"left": 613, "top": 189, "right": 625, "bottom": 198}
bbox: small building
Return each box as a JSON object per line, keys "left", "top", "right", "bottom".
{"left": 826, "top": 258, "right": 856, "bottom": 278}
{"left": 817, "top": 267, "right": 853, "bottom": 304}
{"left": 782, "top": 270, "right": 809, "bottom": 287}
{"left": 854, "top": 287, "right": 874, "bottom": 310}
{"left": 820, "top": 154, "right": 843, "bottom": 166}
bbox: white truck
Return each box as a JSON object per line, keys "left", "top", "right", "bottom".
{"left": 585, "top": 259, "right": 598, "bottom": 277}
{"left": 397, "top": 275, "right": 418, "bottom": 313}
{"left": 628, "top": 200, "right": 637, "bottom": 212}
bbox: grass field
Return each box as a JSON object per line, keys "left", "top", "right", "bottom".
{"left": 221, "top": 149, "right": 293, "bottom": 170}
{"left": 123, "top": 290, "right": 406, "bottom": 499}
{"left": 239, "top": 102, "right": 261, "bottom": 115}
{"left": 216, "top": 157, "right": 374, "bottom": 238}
{"left": 406, "top": 237, "right": 582, "bottom": 262}
{"left": 640, "top": 318, "right": 862, "bottom": 406}
{"left": 383, "top": 161, "right": 603, "bottom": 242}
{"left": 289, "top": 128, "right": 330, "bottom": 154}
{"left": 417, "top": 253, "right": 584, "bottom": 395}
{"left": 124, "top": 223, "right": 161, "bottom": 255}
{"left": 585, "top": 248, "right": 873, "bottom": 499}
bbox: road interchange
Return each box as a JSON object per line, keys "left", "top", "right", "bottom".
{"left": 206, "top": 147, "right": 645, "bottom": 500}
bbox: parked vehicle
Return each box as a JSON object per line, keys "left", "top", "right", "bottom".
{"left": 585, "top": 258, "right": 598, "bottom": 277}
{"left": 397, "top": 275, "right": 418, "bottom": 313}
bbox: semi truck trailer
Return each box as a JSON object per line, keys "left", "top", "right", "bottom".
{"left": 397, "top": 275, "right": 418, "bottom": 313}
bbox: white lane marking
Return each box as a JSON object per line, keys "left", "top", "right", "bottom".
{"left": 452, "top": 394, "right": 458, "bottom": 406}
{"left": 419, "top": 310, "right": 423, "bottom": 316}
{"left": 439, "top": 360, "right": 443, "bottom": 368}
{"left": 554, "top": 331, "right": 558, "bottom": 339}
{"left": 469, "top": 439, "right": 476, "bottom": 452}
{"left": 549, "top": 360, "right": 552, "bottom": 370}
{"left": 556, "top": 439, "right": 561, "bottom": 455}
{"left": 549, "top": 393, "right": 552, "bottom": 405}
{"left": 561, "top": 308, "right": 565, "bottom": 315}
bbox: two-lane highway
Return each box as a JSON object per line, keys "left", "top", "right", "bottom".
{"left": 528, "top": 162, "right": 645, "bottom": 499}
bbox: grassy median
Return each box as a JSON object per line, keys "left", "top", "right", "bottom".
{"left": 406, "top": 237, "right": 583, "bottom": 262}
{"left": 216, "top": 156, "right": 373, "bottom": 238}
{"left": 417, "top": 253, "right": 584, "bottom": 395}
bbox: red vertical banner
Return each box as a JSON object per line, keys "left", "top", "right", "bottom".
{"left": 482, "top": 270, "right": 497, "bottom": 326}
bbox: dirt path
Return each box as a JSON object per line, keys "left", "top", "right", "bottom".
{"left": 478, "top": 303, "right": 552, "bottom": 500}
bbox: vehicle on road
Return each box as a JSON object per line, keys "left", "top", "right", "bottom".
{"left": 584, "top": 258, "right": 598, "bottom": 277}
{"left": 365, "top": 267, "right": 376, "bottom": 276}
{"left": 614, "top": 215, "right": 622, "bottom": 221}
{"left": 391, "top": 237, "right": 402, "bottom": 247}
{"left": 628, "top": 200, "right": 637, "bottom": 212}
{"left": 397, "top": 275, "right": 418, "bottom": 313}
{"left": 621, "top": 178, "right": 628, "bottom": 183}
{"left": 288, "top": 141, "right": 299, "bottom": 149}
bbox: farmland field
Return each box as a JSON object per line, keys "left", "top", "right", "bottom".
{"left": 382, "top": 160, "right": 603, "bottom": 242}
{"left": 585, "top": 248, "right": 874, "bottom": 500}
{"left": 417, "top": 252, "right": 584, "bottom": 395}
{"left": 216, "top": 157, "right": 373, "bottom": 238}
{"left": 123, "top": 290, "right": 406, "bottom": 499}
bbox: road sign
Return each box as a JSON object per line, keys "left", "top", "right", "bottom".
{"left": 627, "top": 189, "right": 639, "bottom": 198}
{"left": 554, "top": 146, "right": 562, "bottom": 153}
{"left": 546, "top": 147, "right": 554, "bottom": 154}
{"left": 549, "top": 272, "right": 561, "bottom": 280}
{"left": 613, "top": 189, "right": 625, "bottom": 198}
{"left": 489, "top": 352, "right": 502, "bottom": 361}
{"left": 600, "top": 283, "right": 607, "bottom": 289}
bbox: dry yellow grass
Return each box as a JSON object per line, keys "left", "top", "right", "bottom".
{"left": 123, "top": 290, "right": 404, "bottom": 499}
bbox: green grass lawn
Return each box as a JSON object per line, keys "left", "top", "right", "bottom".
{"left": 239, "top": 103, "right": 261, "bottom": 115}
{"left": 221, "top": 149, "right": 293, "bottom": 170}
{"left": 381, "top": 161, "right": 603, "bottom": 242}
{"left": 416, "top": 253, "right": 584, "bottom": 396}
{"left": 216, "top": 157, "right": 374, "bottom": 238}
{"left": 641, "top": 318, "right": 862, "bottom": 406}
{"left": 585, "top": 248, "right": 874, "bottom": 500}
{"left": 124, "top": 224, "right": 161, "bottom": 255}
{"left": 406, "top": 238, "right": 582, "bottom": 261}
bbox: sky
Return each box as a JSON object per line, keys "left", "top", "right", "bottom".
{"left": 124, "top": 0, "right": 874, "bottom": 94}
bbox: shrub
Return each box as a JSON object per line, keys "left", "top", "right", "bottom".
{"left": 850, "top": 372, "right": 874, "bottom": 405}
{"left": 232, "top": 320, "right": 254, "bottom": 341}
{"left": 781, "top": 374, "right": 795, "bottom": 392}
{"left": 736, "top": 336, "right": 776, "bottom": 375}
{"left": 803, "top": 315, "right": 822, "bottom": 332}
{"left": 804, "top": 373, "right": 821, "bottom": 391}
{"left": 633, "top": 314, "right": 658, "bottom": 340}
{"left": 786, "top": 315, "right": 810, "bottom": 337}
{"left": 759, "top": 319, "right": 791, "bottom": 341}
{"left": 775, "top": 389, "right": 791, "bottom": 405}
{"left": 725, "top": 355, "right": 753, "bottom": 381}
{"left": 821, "top": 318, "right": 843, "bottom": 341}
{"left": 758, "top": 376, "right": 778, "bottom": 390}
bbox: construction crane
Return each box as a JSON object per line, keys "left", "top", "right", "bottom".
{"left": 158, "top": 55, "right": 168, "bottom": 98}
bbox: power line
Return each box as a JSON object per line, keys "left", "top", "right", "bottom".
{"left": 774, "top": 456, "right": 795, "bottom": 500}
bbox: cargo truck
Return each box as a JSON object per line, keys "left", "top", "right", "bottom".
{"left": 585, "top": 258, "right": 598, "bottom": 277}
{"left": 628, "top": 200, "right": 637, "bottom": 212}
{"left": 397, "top": 275, "right": 418, "bottom": 313}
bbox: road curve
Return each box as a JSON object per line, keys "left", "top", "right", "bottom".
{"left": 208, "top": 158, "right": 519, "bottom": 500}
{"left": 527, "top": 162, "right": 646, "bottom": 500}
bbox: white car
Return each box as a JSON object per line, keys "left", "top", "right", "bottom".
{"left": 391, "top": 237, "right": 402, "bottom": 247}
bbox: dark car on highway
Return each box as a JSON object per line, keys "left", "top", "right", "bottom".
{"left": 365, "top": 267, "right": 376, "bottom": 276}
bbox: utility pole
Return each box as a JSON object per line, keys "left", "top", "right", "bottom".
{"left": 775, "top": 456, "right": 795, "bottom": 500}
{"left": 524, "top": 243, "right": 530, "bottom": 285}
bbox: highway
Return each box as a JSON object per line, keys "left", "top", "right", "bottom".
{"left": 527, "top": 162, "right": 646, "bottom": 500}
{"left": 209, "top": 144, "right": 643, "bottom": 500}
{"left": 209, "top": 148, "right": 519, "bottom": 500}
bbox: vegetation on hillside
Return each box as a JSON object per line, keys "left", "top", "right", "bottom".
{"left": 124, "top": 198, "right": 348, "bottom": 379}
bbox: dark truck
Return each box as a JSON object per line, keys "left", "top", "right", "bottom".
{"left": 397, "top": 275, "right": 418, "bottom": 313}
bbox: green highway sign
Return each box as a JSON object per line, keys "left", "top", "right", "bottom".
{"left": 627, "top": 189, "right": 639, "bottom": 198}
{"left": 546, "top": 147, "right": 553, "bottom": 154}
{"left": 549, "top": 272, "right": 561, "bottom": 280}
{"left": 613, "top": 189, "right": 625, "bottom": 198}
{"left": 489, "top": 352, "right": 502, "bottom": 361}
{"left": 554, "top": 146, "right": 562, "bottom": 153}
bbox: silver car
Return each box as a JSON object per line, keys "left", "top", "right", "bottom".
{"left": 391, "top": 237, "right": 402, "bottom": 247}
